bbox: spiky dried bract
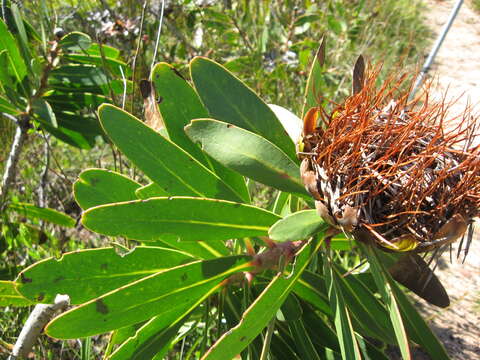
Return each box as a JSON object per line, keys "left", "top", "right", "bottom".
{"left": 301, "top": 67, "right": 480, "bottom": 256}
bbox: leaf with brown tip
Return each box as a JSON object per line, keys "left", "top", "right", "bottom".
{"left": 139, "top": 80, "right": 164, "bottom": 132}
{"left": 388, "top": 254, "right": 449, "bottom": 308}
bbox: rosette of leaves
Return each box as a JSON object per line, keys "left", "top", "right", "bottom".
{"left": 11, "top": 49, "right": 453, "bottom": 359}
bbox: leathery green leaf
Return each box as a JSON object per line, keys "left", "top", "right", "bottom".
{"left": 202, "top": 239, "right": 322, "bottom": 360}
{"left": 49, "top": 65, "right": 108, "bottom": 93}
{"left": 302, "top": 37, "right": 325, "bottom": 118}
{"left": 324, "top": 256, "right": 362, "bottom": 360}
{"left": 108, "top": 314, "right": 187, "bottom": 360}
{"left": 82, "top": 197, "right": 280, "bottom": 242}
{"left": 185, "top": 119, "right": 306, "bottom": 195}
{"left": 332, "top": 265, "right": 396, "bottom": 345}
{"left": 135, "top": 183, "right": 169, "bottom": 199}
{"left": 293, "top": 270, "right": 331, "bottom": 315}
{"left": 269, "top": 210, "right": 327, "bottom": 242}
{"left": 74, "top": 169, "right": 141, "bottom": 209}
{"left": 45, "top": 255, "right": 251, "bottom": 339}
{"left": 16, "top": 246, "right": 194, "bottom": 304}
{"left": 98, "top": 104, "right": 242, "bottom": 202}
{"left": 9, "top": 202, "right": 75, "bottom": 228}
{"left": 59, "top": 31, "right": 92, "bottom": 52}
{"left": 156, "top": 238, "right": 229, "bottom": 260}
{"left": 0, "top": 18, "right": 27, "bottom": 81}
{"left": 364, "top": 246, "right": 450, "bottom": 360}
{"left": 0, "top": 281, "right": 34, "bottom": 307}
{"left": 363, "top": 245, "right": 411, "bottom": 359}
{"left": 190, "top": 57, "right": 297, "bottom": 162}
{"left": 151, "top": 63, "right": 249, "bottom": 203}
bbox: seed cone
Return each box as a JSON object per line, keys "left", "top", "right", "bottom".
{"left": 300, "top": 60, "right": 480, "bottom": 258}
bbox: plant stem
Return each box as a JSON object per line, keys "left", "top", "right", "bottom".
{"left": 8, "top": 294, "right": 69, "bottom": 360}
{"left": 259, "top": 317, "right": 276, "bottom": 360}
{"left": 0, "top": 115, "right": 29, "bottom": 211}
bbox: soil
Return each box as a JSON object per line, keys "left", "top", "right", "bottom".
{"left": 393, "top": 1, "right": 480, "bottom": 359}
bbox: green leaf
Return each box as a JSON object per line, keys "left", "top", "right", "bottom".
{"left": 0, "top": 18, "right": 27, "bottom": 81}
{"left": 135, "top": 183, "right": 169, "bottom": 199}
{"left": 190, "top": 57, "right": 297, "bottom": 161}
{"left": 151, "top": 63, "right": 249, "bottom": 203}
{"left": 10, "top": 3, "right": 32, "bottom": 74}
{"left": 108, "top": 315, "right": 187, "bottom": 360}
{"left": 294, "top": 14, "right": 322, "bottom": 27}
{"left": 363, "top": 246, "right": 411, "bottom": 359}
{"left": 203, "top": 240, "right": 322, "bottom": 360}
{"left": 390, "top": 277, "right": 450, "bottom": 360}
{"left": 0, "top": 94, "right": 20, "bottom": 115}
{"left": 54, "top": 112, "right": 103, "bottom": 137}
{"left": 185, "top": 119, "right": 306, "bottom": 195}
{"left": 269, "top": 210, "right": 327, "bottom": 242}
{"left": 333, "top": 265, "right": 396, "bottom": 344}
{"left": 74, "top": 169, "right": 141, "bottom": 210}
{"left": 64, "top": 54, "right": 131, "bottom": 77}
{"left": 151, "top": 63, "right": 210, "bottom": 165}
{"left": 16, "top": 246, "right": 194, "bottom": 304}
{"left": 363, "top": 246, "right": 450, "bottom": 360}
{"left": 46, "top": 91, "right": 110, "bottom": 110}
{"left": 45, "top": 255, "right": 251, "bottom": 339}
{"left": 40, "top": 122, "right": 96, "bottom": 149}
{"left": 0, "top": 50, "right": 12, "bottom": 90}
{"left": 49, "top": 65, "right": 108, "bottom": 93}
{"left": 330, "top": 233, "right": 357, "bottom": 251}
{"left": 32, "top": 98, "right": 57, "bottom": 128}
{"left": 86, "top": 43, "right": 120, "bottom": 59}
{"left": 82, "top": 197, "right": 280, "bottom": 242}
{"left": 293, "top": 270, "right": 331, "bottom": 315}
{"left": 288, "top": 318, "right": 321, "bottom": 360}
{"left": 268, "top": 104, "right": 303, "bottom": 145}
{"left": 9, "top": 202, "right": 75, "bottom": 228}
{"left": 302, "top": 307, "right": 341, "bottom": 353}
{"left": 0, "top": 281, "right": 34, "bottom": 307}
{"left": 302, "top": 38, "right": 325, "bottom": 118}
{"left": 156, "top": 238, "right": 230, "bottom": 260}
{"left": 98, "top": 104, "right": 243, "bottom": 202}
{"left": 59, "top": 31, "right": 92, "bottom": 52}
{"left": 324, "top": 257, "right": 362, "bottom": 360}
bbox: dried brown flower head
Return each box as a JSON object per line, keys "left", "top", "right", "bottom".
{"left": 300, "top": 58, "right": 479, "bottom": 259}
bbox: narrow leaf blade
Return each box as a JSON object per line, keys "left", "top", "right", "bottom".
{"left": 82, "top": 197, "right": 280, "bottom": 242}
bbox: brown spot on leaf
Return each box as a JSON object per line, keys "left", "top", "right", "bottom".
{"left": 96, "top": 299, "right": 109, "bottom": 314}
{"left": 36, "top": 293, "right": 45, "bottom": 301}
{"left": 53, "top": 276, "right": 65, "bottom": 283}
{"left": 20, "top": 273, "right": 32, "bottom": 283}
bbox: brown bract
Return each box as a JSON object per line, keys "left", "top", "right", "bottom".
{"left": 300, "top": 63, "right": 480, "bottom": 258}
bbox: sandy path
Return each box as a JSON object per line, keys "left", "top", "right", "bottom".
{"left": 406, "top": 1, "right": 480, "bottom": 359}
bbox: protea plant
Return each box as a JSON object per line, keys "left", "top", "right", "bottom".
{"left": 9, "top": 43, "right": 474, "bottom": 359}
{"left": 300, "top": 55, "right": 480, "bottom": 307}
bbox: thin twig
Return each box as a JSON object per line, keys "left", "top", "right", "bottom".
{"left": 129, "top": 0, "right": 147, "bottom": 115}
{"left": 0, "top": 115, "right": 28, "bottom": 211}
{"left": 8, "top": 295, "right": 70, "bottom": 360}
{"left": 150, "top": 0, "right": 165, "bottom": 74}
{"left": 2, "top": 112, "right": 19, "bottom": 126}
